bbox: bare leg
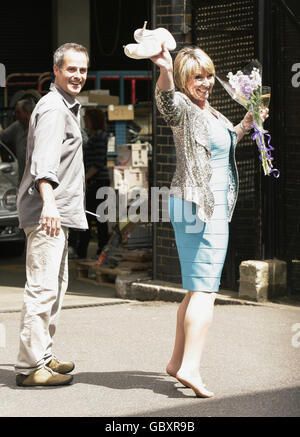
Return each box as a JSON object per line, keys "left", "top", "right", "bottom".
{"left": 176, "top": 291, "right": 216, "bottom": 397}
{"left": 166, "top": 292, "right": 192, "bottom": 377}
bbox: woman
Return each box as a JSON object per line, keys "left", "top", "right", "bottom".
{"left": 77, "top": 107, "right": 110, "bottom": 258}
{"left": 151, "top": 45, "right": 268, "bottom": 398}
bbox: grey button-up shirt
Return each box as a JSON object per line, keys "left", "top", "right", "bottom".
{"left": 17, "top": 83, "right": 88, "bottom": 230}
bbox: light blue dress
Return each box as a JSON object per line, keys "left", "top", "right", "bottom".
{"left": 168, "top": 110, "right": 231, "bottom": 292}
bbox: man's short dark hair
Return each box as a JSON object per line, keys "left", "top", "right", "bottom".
{"left": 17, "top": 99, "right": 35, "bottom": 113}
{"left": 53, "top": 43, "right": 89, "bottom": 70}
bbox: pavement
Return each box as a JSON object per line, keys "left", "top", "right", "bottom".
{"left": 0, "top": 260, "right": 125, "bottom": 313}
{"left": 1, "top": 262, "right": 300, "bottom": 314}
{"left": 1, "top": 291, "right": 300, "bottom": 417}
{"left": 0, "top": 244, "right": 300, "bottom": 313}
{"left": 1, "top": 247, "right": 300, "bottom": 418}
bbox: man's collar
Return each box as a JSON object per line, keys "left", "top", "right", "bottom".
{"left": 50, "top": 83, "right": 81, "bottom": 112}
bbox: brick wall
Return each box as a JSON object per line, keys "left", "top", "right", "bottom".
{"left": 154, "top": 0, "right": 259, "bottom": 288}
{"left": 153, "top": 0, "right": 300, "bottom": 295}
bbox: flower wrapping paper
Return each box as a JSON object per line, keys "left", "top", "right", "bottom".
{"left": 217, "top": 60, "right": 279, "bottom": 178}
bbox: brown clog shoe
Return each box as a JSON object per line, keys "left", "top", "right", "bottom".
{"left": 47, "top": 357, "right": 75, "bottom": 374}
{"left": 16, "top": 366, "right": 73, "bottom": 387}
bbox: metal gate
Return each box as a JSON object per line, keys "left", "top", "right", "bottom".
{"left": 192, "top": 0, "right": 300, "bottom": 294}
{"left": 272, "top": 1, "right": 300, "bottom": 295}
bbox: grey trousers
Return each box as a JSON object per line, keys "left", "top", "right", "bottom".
{"left": 15, "top": 225, "right": 69, "bottom": 375}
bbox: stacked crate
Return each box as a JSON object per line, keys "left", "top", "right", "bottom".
{"left": 112, "top": 143, "right": 148, "bottom": 195}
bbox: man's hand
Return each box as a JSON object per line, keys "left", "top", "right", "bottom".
{"left": 38, "top": 179, "right": 61, "bottom": 237}
{"left": 41, "top": 201, "right": 61, "bottom": 237}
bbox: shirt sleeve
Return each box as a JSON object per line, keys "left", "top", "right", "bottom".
{"left": 30, "top": 107, "right": 66, "bottom": 190}
{"left": 155, "top": 84, "right": 186, "bottom": 127}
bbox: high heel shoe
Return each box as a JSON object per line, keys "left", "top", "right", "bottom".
{"left": 124, "top": 21, "right": 176, "bottom": 60}
{"left": 124, "top": 38, "right": 162, "bottom": 60}
{"left": 134, "top": 21, "right": 176, "bottom": 50}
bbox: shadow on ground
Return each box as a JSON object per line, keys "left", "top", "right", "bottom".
{"left": 134, "top": 385, "right": 300, "bottom": 417}
{"left": 1, "top": 365, "right": 299, "bottom": 416}
{"left": 0, "top": 366, "right": 187, "bottom": 398}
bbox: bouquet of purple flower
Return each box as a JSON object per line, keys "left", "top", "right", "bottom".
{"left": 217, "top": 60, "right": 279, "bottom": 178}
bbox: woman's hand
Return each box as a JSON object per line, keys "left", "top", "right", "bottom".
{"left": 242, "top": 108, "right": 269, "bottom": 131}
{"left": 150, "top": 42, "right": 173, "bottom": 71}
{"left": 236, "top": 107, "right": 269, "bottom": 142}
{"left": 151, "top": 42, "right": 175, "bottom": 91}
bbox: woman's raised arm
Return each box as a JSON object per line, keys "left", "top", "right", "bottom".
{"left": 150, "top": 42, "right": 174, "bottom": 91}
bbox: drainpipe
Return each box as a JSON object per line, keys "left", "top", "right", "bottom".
{"left": 258, "top": 0, "right": 280, "bottom": 260}
{"left": 257, "top": 0, "right": 265, "bottom": 260}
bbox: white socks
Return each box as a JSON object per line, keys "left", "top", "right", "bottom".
{"left": 124, "top": 21, "right": 176, "bottom": 60}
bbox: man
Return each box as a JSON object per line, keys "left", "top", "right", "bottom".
{"left": 15, "top": 43, "right": 89, "bottom": 387}
{"left": 0, "top": 99, "right": 35, "bottom": 183}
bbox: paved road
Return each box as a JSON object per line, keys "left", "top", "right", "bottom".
{"left": 1, "top": 299, "right": 300, "bottom": 417}
{"left": 0, "top": 246, "right": 300, "bottom": 417}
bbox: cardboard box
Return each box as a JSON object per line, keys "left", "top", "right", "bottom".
{"left": 108, "top": 105, "right": 134, "bottom": 121}
{"left": 80, "top": 90, "right": 110, "bottom": 97}
{"left": 89, "top": 94, "right": 120, "bottom": 106}
{"left": 78, "top": 90, "right": 119, "bottom": 106}
{"left": 88, "top": 89, "right": 110, "bottom": 96}
{"left": 107, "top": 135, "right": 116, "bottom": 153}
{"left": 112, "top": 166, "right": 148, "bottom": 193}
{"left": 117, "top": 144, "right": 148, "bottom": 167}
{"left": 76, "top": 95, "right": 89, "bottom": 105}
{"left": 134, "top": 105, "right": 152, "bottom": 135}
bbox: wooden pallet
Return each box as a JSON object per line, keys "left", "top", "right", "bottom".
{"left": 113, "top": 248, "right": 152, "bottom": 262}
{"left": 117, "top": 261, "right": 152, "bottom": 271}
{"left": 76, "top": 261, "right": 96, "bottom": 280}
{"left": 76, "top": 261, "right": 114, "bottom": 288}
{"left": 76, "top": 258, "right": 152, "bottom": 286}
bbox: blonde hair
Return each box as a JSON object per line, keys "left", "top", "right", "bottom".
{"left": 174, "top": 46, "right": 215, "bottom": 94}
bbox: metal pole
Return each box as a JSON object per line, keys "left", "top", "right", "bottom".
{"left": 151, "top": 0, "right": 157, "bottom": 279}
{"left": 259, "top": 0, "right": 278, "bottom": 260}
{"left": 257, "top": 0, "right": 265, "bottom": 260}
